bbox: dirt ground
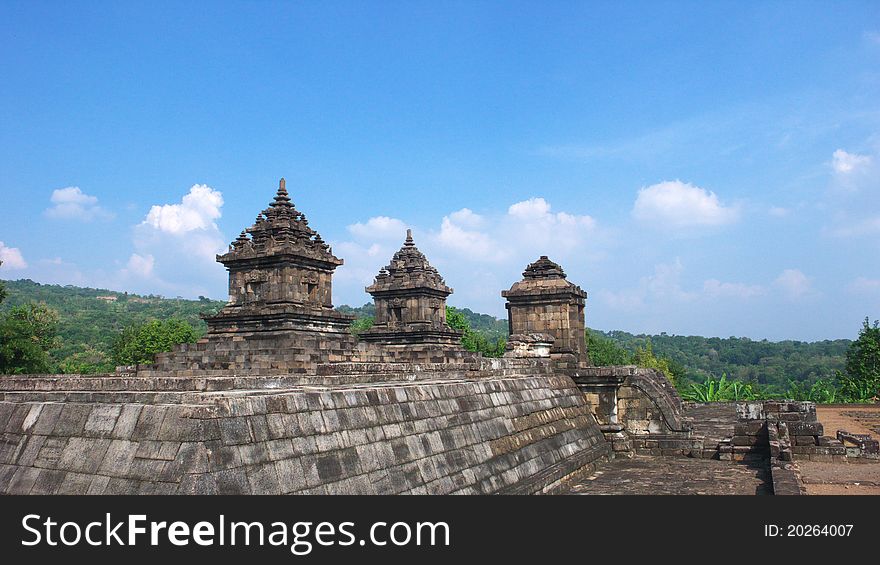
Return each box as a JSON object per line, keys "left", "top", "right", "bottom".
{"left": 817, "top": 404, "right": 880, "bottom": 437}
{"left": 800, "top": 405, "right": 880, "bottom": 495}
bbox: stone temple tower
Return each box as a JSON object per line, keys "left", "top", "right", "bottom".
{"left": 502, "top": 256, "right": 588, "bottom": 366}
{"left": 205, "top": 178, "right": 353, "bottom": 335}
{"left": 359, "top": 230, "right": 462, "bottom": 346}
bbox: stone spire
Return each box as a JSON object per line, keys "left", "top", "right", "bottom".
{"left": 360, "top": 230, "right": 461, "bottom": 346}
{"left": 270, "top": 177, "right": 292, "bottom": 208}
{"left": 522, "top": 256, "right": 566, "bottom": 279}
{"left": 366, "top": 229, "right": 450, "bottom": 294}
{"left": 221, "top": 178, "right": 341, "bottom": 267}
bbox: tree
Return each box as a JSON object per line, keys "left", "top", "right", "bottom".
{"left": 633, "top": 340, "right": 677, "bottom": 385}
{"left": 59, "top": 345, "right": 114, "bottom": 374}
{"left": 586, "top": 330, "right": 633, "bottom": 366}
{"left": 840, "top": 317, "right": 880, "bottom": 401}
{"left": 0, "top": 260, "right": 6, "bottom": 304}
{"left": 350, "top": 316, "right": 374, "bottom": 337}
{"left": 0, "top": 302, "right": 61, "bottom": 374}
{"left": 446, "top": 306, "right": 506, "bottom": 357}
{"left": 111, "top": 318, "right": 200, "bottom": 366}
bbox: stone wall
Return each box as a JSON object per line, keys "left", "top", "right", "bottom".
{"left": 573, "top": 366, "right": 699, "bottom": 457}
{"left": 136, "top": 330, "right": 482, "bottom": 379}
{"left": 0, "top": 368, "right": 609, "bottom": 495}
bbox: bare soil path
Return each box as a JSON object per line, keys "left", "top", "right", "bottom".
{"left": 800, "top": 404, "right": 880, "bottom": 495}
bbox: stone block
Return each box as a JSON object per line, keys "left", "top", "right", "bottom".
{"left": 84, "top": 405, "right": 123, "bottom": 437}
{"left": 99, "top": 440, "right": 139, "bottom": 475}
{"left": 59, "top": 437, "right": 111, "bottom": 474}
{"left": 219, "top": 417, "right": 253, "bottom": 445}
{"left": 52, "top": 404, "right": 91, "bottom": 436}
{"left": 57, "top": 472, "right": 93, "bottom": 495}
{"left": 214, "top": 468, "right": 251, "bottom": 494}
{"left": 132, "top": 406, "right": 168, "bottom": 440}
{"left": 794, "top": 435, "right": 818, "bottom": 446}
{"left": 787, "top": 422, "right": 823, "bottom": 436}
{"left": 7, "top": 466, "right": 40, "bottom": 494}
{"left": 274, "top": 458, "right": 306, "bottom": 493}
{"left": 246, "top": 463, "right": 281, "bottom": 495}
{"left": 30, "top": 469, "right": 66, "bottom": 494}
{"left": 733, "top": 421, "right": 766, "bottom": 436}
{"left": 112, "top": 405, "right": 143, "bottom": 438}
{"left": 30, "top": 404, "right": 64, "bottom": 435}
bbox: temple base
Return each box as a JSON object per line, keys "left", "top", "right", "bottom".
{"left": 204, "top": 303, "right": 354, "bottom": 335}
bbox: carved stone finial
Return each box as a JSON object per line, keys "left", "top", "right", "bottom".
{"left": 405, "top": 228, "right": 414, "bottom": 247}
{"left": 272, "top": 178, "right": 292, "bottom": 208}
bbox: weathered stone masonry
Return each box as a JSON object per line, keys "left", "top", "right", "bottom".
{"left": 0, "top": 179, "right": 694, "bottom": 495}
{"left": 0, "top": 368, "right": 607, "bottom": 494}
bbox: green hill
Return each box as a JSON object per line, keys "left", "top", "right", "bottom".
{"left": 0, "top": 279, "right": 226, "bottom": 366}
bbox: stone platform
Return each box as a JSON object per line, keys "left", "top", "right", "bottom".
{"left": 566, "top": 455, "right": 772, "bottom": 495}
{"left": 0, "top": 360, "right": 612, "bottom": 495}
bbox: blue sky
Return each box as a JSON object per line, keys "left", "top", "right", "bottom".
{"left": 1, "top": 1, "right": 879, "bottom": 341}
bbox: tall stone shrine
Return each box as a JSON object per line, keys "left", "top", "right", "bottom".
{"left": 205, "top": 178, "right": 354, "bottom": 335}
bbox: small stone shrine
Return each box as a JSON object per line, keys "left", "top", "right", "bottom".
{"left": 359, "top": 229, "right": 462, "bottom": 346}
{"left": 502, "top": 256, "right": 589, "bottom": 366}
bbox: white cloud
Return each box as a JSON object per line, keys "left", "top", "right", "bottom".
{"left": 832, "top": 149, "right": 871, "bottom": 174}
{"left": 45, "top": 187, "right": 113, "bottom": 221}
{"left": 431, "top": 198, "right": 597, "bottom": 262}
{"left": 127, "top": 184, "right": 228, "bottom": 297}
{"left": 123, "top": 253, "right": 155, "bottom": 278}
{"left": 768, "top": 206, "right": 790, "bottom": 218}
{"left": 437, "top": 214, "right": 500, "bottom": 259}
{"left": 137, "top": 185, "right": 226, "bottom": 261}
{"left": 347, "top": 216, "right": 408, "bottom": 240}
{"left": 446, "top": 208, "right": 484, "bottom": 229}
{"left": 774, "top": 269, "right": 815, "bottom": 299}
{"left": 366, "top": 243, "right": 383, "bottom": 256}
{"left": 827, "top": 215, "right": 880, "bottom": 238}
{"left": 0, "top": 242, "right": 27, "bottom": 269}
{"left": 601, "top": 260, "right": 768, "bottom": 312}
{"left": 142, "top": 184, "right": 224, "bottom": 235}
{"left": 502, "top": 197, "right": 596, "bottom": 255}
{"left": 508, "top": 197, "right": 551, "bottom": 219}
{"left": 331, "top": 196, "right": 601, "bottom": 314}
{"left": 632, "top": 180, "right": 740, "bottom": 229}
{"left": 703, "top": 279, "right": 765, "bottom": 299}
{"left": 599, "top": 259, "right": 696, "bottom": 311}
{"left": 849, "top": 277, "right": 880, "bottom": 293}
{"left": 330, "top": 240, "right": 394, "bottom": 296}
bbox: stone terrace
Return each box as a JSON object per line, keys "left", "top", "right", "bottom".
{"left": 567, "top": 455, "right": 772, "bottom": 495}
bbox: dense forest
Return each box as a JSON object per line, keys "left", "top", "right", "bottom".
{"left": 589, "top": 330, "right": 850, "bottom": 391}
{"left": 0, "top": 278, "right": 869, "bottom": 401}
